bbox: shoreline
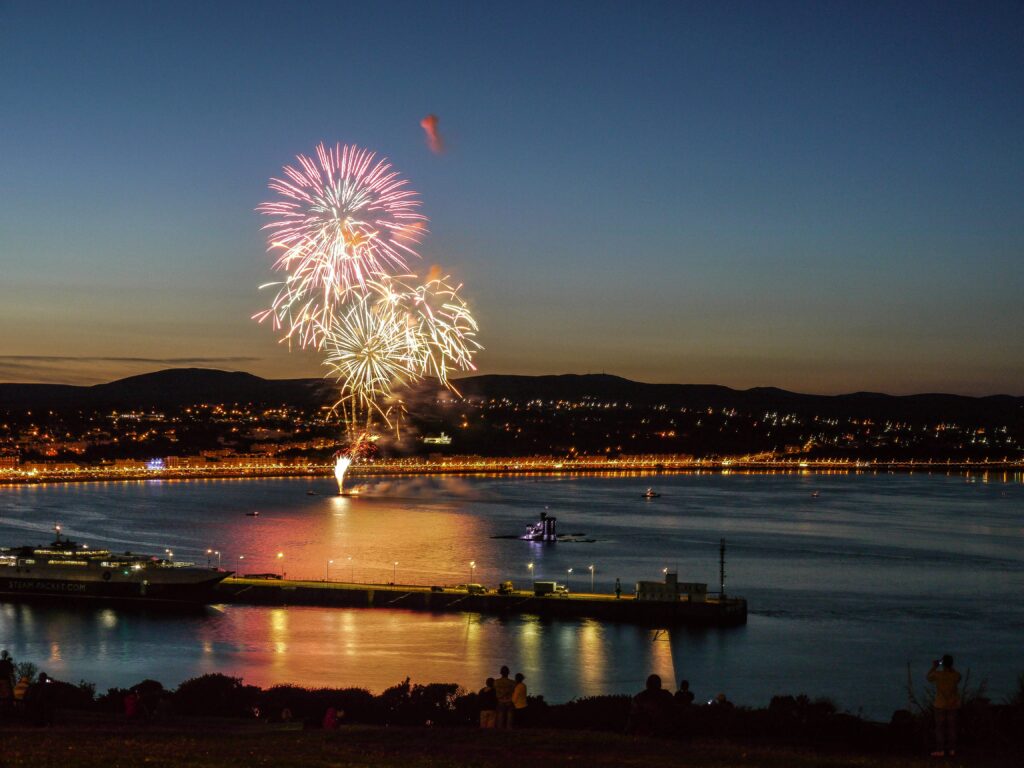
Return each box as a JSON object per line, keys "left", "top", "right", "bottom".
{"left": 1, "top": 457, "right": 1022, "bottom": 486}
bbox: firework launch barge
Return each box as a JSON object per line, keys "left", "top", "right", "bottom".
{"left": 0, "top": 533, "right": 231, "bottom": 605}
{"left": 214, "top": 574, "right": 747, "bottom": 627}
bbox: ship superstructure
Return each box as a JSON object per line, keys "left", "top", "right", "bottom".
{"left": 0, "top": 526, "right": 231, "bottom": 603}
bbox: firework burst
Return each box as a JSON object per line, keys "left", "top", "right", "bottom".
{"left": 255, "top": 143, "right": 427, "bottom": 347}
{"left": 254, "top": 141, "right": 481, "bottom": 493}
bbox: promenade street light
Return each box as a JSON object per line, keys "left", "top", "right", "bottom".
{"left": 470, "top": 560, "right": 476, "bottom": 583}
{"left": 277, "top": 552, "right": 284, "bottom": 577}
{"left": 326, "top": 559, "right": 333, "bottom": 581}
{"left": 527, "top": 562, "right": 534, "bottom": 584}
{"left": 348, "top": 555, "right": 354, "bottom": 582}
{"left": 214, "top": 550, "right": 221, "bottom": 568}
{"left": 589, "top": 564, "right": 595, "bottom": 593}
{"left": 393, "top": 561, "right": 398, "bottom": 584}
{"left": 567, "top": 567, "right": 573, "bottom": 590}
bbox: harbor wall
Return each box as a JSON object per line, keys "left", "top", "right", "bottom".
{"left": 215, "top": 578, "right": 748, "bottom": 627}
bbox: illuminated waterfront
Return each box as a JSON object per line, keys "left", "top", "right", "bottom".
{"left": 1, "top": 472, "right": 1022, "bottom": 719}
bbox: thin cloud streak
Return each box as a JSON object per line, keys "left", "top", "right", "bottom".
{"left": 0, "top": 355, "right": 261, "bottom": 364}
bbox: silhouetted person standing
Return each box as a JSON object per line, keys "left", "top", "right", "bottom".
{"left": 0, "top": 654, "right": 14, "bottom": 714}
{"left": 25, "top": 672, "right": 56, "bottom": 726}
{"left": 494, "top": 666, "right": 516, "bottom": 729}
{"left": 928, "top": 655, "right": 961, "bottom": 757}
{"left": 478, "top": 677, "right": 497, "bottom": 729}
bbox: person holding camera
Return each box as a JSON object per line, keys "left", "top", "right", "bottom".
{"left": 927, "top": 655, "right": 961, "bottom": 757}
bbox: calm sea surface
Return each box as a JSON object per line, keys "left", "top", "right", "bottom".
{"left": 1, "top": 472, "right": 1022, "bottom": 719}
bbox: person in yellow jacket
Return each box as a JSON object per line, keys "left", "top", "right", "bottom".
{"left": 927, "top": 655, "right": 961, "bottom": 757}
{"left": 512, "top": 673, "right": 528, "bottom": 727}
{"left": 13, "top": 675, "right": 31, "bottom": 702}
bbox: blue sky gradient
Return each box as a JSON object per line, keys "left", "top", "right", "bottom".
{"left": 1, "top": 1, "right": 1022, "bottom": 393}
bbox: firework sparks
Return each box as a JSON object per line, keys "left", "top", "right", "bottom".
{"left": 256, "top": 143, "right": 427, "bottom": 347}
{"left": 367, "top": 274, "right": 480, "bottom": 386}
{"left": 420, "top": 114, "right": 444, "bottom": 154}
{"left": 255, "top": 141, "right": 481, "bottom": 494}
{"left": 323, "top": 294, "right": 417, "bottom": 419}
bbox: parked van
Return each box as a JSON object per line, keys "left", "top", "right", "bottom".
{"left": 533, "top": 581, "right": 569, "bottom": 597}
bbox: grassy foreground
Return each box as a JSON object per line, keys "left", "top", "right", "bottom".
{"left": 0, "top": 722, "right": 1015, "bottom": 768}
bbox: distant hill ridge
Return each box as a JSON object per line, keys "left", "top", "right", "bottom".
{"left": 1, "top": 368, "right": 1022, "bottom": 424}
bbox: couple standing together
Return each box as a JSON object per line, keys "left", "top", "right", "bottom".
{"left": 479, "top": 665, "right": 527, "bottom": 728}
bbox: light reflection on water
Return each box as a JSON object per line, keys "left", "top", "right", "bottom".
{"left": 1, "top": 472, "right": 1022, "bottom": 719}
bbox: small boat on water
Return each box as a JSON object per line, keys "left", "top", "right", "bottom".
{"left": 642, "top": 488, "right": 661, "bottom": 499}
{"left": 811, "top": 491, "right": 820, "bottom": 498}
{"left": 306, "top": 490, "right": 318, "bottom": 496}
{"left": 0, "top": 525, "right": 231, "bottom": 604}
{"left": 245, "top": 511, "right": 260, "bottom": 517}
{"left": 521, "top": 511, "right": 558, "bottom": 542}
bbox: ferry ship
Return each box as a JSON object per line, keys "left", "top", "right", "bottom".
{"left": 0, "top": 526, "right": 231, "bottom": 604}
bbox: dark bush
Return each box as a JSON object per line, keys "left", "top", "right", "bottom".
{"left": 542, "top": 695, "right": 631, "bottom": 731}
{"left": 172, "top": 673, "right": 259, "bottom": 717}
{"left": 256, "top": 684, "right": 375, "bottom": 723}
{"left": 377, "top": 678, "right": 464, "bottom": 726}
{"left": 45, "top": 679, "right": 95, "bottom": 710}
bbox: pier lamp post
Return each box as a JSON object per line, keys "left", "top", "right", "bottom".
{"left": 214, "top": 550, "right": 221, "bottom": 569}
{"left": 348, "top": 556, "right": 353, "bottom": 582}
{"left": 470, "top": 560, "right": 476, "bottom": 583}
{"left": 276, "top": 552, "right": 284, "bottom": 578}
{"left": 206, "top": 548, "right": 213, "bottom": 567}
{"left": 326, "top": 559, "right": 333, "bottom": 581}
{"left": 393, "top": 561, "right": 398, "bottom": 584}
{"left": 566, "top": 567, "right": 573, "bottom": 590}
{"left": 589, "top": 564, "right": 595, "bottom": 593}
{"left": 527, "top": 562, "right": 534, "bottom": 584}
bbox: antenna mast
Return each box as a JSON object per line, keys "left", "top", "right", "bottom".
{"left": 719, "top": 537, "right": 726, "bottom": 599}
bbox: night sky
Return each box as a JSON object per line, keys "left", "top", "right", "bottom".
{"left": 1, "top": 1, "right": 1022, "bottom": 394}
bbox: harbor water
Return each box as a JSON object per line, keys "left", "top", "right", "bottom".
{"left": 1, "top": 471, "right": 1022, "bottom": 719}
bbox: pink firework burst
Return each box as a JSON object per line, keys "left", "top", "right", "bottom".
{"left": 255, "top": 143, "right": 427, "bottom": 347}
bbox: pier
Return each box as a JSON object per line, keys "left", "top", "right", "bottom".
{"left": 214, "top": 577, "right": 748, "bottom": 627}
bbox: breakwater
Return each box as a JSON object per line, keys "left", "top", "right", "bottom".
{"left": 214, "top": 577, "right": 748, "bottom": 627}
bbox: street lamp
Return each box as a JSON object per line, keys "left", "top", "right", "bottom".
{"left": 214, "top": 550, "right": 221, "bottom": 569}
{"left": 589, "top": 564, "right": 595, "bottom": 593}
{"left": 393, "top": 561, "right": 398, "bottom": 584}
{"left": 348, "top": 555, "right": 353, "bottom": 582}
{"left": 469, "top": 560, "right": 476, "bottom": 583}
{"left": 527, "top": 562, "right": 534, "bottom": 583}
{"left": 276, "top": 551, "right": 284, "bottom": 577}
{"left": 326, "top": 559, "right": 333, "bottom": 581}
{"left": 566, "top": 567, "right": 573, "bottom": 590}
